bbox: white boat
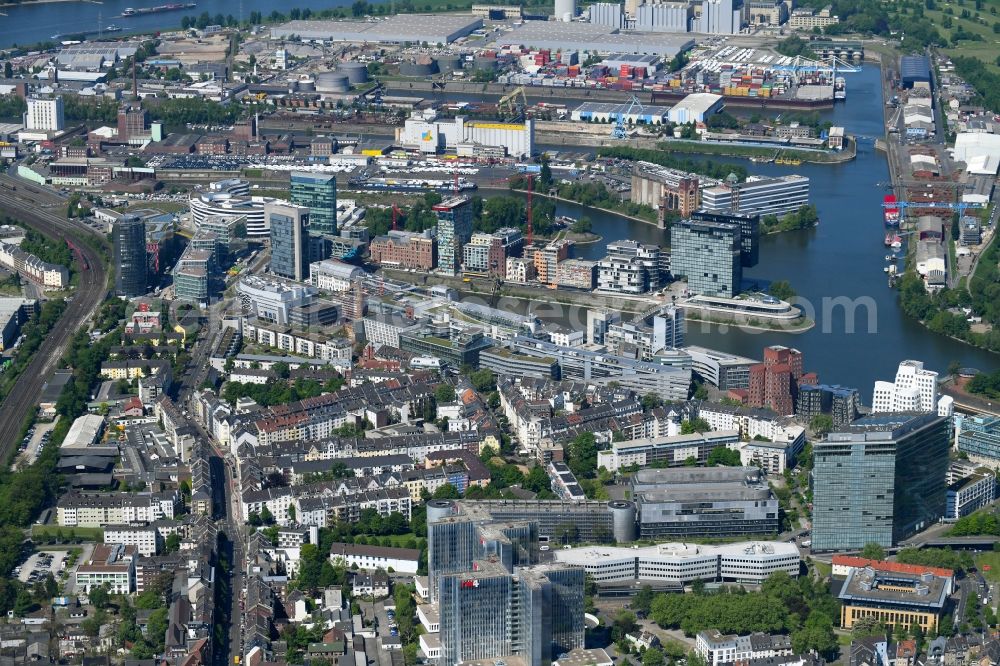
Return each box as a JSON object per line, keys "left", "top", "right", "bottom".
{"left": 883, "top": 266, "right": 890, "bottom": 273}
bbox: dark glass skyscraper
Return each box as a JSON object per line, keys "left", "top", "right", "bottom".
{"left": 267, "top": 202, "right": 310, "bottom": 281}
{"left": 113, "top": 214, "right": 147, "bottom": 297}
{"left": 290, "top": 172, "right": 338, "bottom": 236}
{"left": 812, "top": 412, "right": 949, "bottom": 551}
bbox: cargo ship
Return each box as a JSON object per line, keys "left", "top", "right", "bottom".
{"left": 883, "top": 195, "right": 900, "bottom": 226}
{"left": 121, "top": 3, "right": 196, "bottom": 17}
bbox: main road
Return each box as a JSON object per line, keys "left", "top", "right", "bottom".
{"left": 0, "top": 174, "right": 108, "bottom": 462}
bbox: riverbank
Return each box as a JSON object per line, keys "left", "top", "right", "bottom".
{"left": 502, "top": 187, "right": 658, "bottom": 228}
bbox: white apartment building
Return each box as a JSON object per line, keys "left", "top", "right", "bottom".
{"left": 329, "top": 542, "right": 420, "bottom": 574}
{"left": 25, "top": 96, "right": 65, "bottom": 132}
{"left": 57, "top": 492, "right": 177, "bottom": 527}
{"left": 103, "top": 525, "right": 159, "bottom": 557}
{"left": 695, "top": 631, "right": 793, "bottom": 666}
{"left": 872, "top": 359, "right": 939, "bottom": 414}
{"left": 506, "top": 257, "right": 535, "bottom": 284}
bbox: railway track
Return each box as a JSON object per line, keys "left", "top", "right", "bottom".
{"left": 0, "top": 175, "right": 108, "bottom": 464}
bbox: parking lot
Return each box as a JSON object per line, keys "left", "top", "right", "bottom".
{"left": 16, "top": 549, "right": 70, "bottom": 585}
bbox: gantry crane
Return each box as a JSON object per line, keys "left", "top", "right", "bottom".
{"left": 612, "top": 94, "right": 645, "bottom": 140}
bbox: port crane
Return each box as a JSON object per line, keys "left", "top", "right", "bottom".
{"left": 498, "top": 86, "right": 529, "bottom": 121}
{"left": 770, "top": 55, "right": 862, "bottom": 75}
{"left": 882, "top": 199, "right": 987, "bottom": 219}
{"left": 612, "top": 94, "right": 645, "bottom": 140}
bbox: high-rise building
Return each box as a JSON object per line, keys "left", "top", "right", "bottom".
{"left": 25, "top": 96, "right": 64, "bottom": 132}
{"left": 691, "top": 210, "right": 760, "bottom": 268}
{"left": 267, "top": 202, "right": 310, "bottom": 281}
{"left": 872, "top": 360, "right": 939, "bottom": 414}
{"left": 796, "top": 383, "right": 860, "bottom": 427}
{"left": 113, "top": 214, "right": 147, "bottom": 297}
{"left": 811, "top": 412, "right": 950, "bottom": 551}
{"left": 290, "top": 172, "right": 338, "bottom": 236}
{"left": 669, "top": 218, "right": 742, "bottom": 297}
{"left": 435, "top": 197, "right": 474, "bottom": 275}
{"left": 748, "top": 345, "right": 809, "bottom": 416}
{"left": 437, "top": 560, "right": 585, "bottom": 666}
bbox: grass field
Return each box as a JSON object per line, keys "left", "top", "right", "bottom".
{"left": 976, "top": 551, "right": 1000, "bottom": 583}
{"left": 31, "top": 525, "right": 103, "bottom": 541}
{"left": 898, "top": 1, "right": 1000, "bottom": 72}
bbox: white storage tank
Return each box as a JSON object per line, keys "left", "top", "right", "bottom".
{"left": 555, "top": 0, "right": 576, "bottom": 20}
{"left": 337, "top": 61, "right": 369, "bottom": 84}
{"left": 316, "top": 71, "right": 351, "bottom": 93}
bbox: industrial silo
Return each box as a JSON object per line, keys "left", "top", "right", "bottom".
{"left": 435, "top": 54, "right": 463, "bottom": 74}
{"left": 337, "top": 60, "right": 369, "bottom": 85}
{"left": 315, "top": 71, "right": 351, "bottom": 93}
{"left": 399, "top": 56, "right": 438, "bottom": 77}
{"left": 426, "top": 499, "right": 458, "bottom": 523}
{"left": 607, "top": 500, "right": 637, "bottom": 543}
{"left": 554, "top": 0, "right": 576, "bottom": 21}
{"left": 298, "top": 76, "right": 316, "bottom": 92}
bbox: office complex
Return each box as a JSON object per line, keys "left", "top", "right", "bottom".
{"left": 435, "top": 197, "right": 474, "bottom": 275}
{"left": 556, "top": 540, "right": 799, "bottom": 587}
{"left": 370, "top": 230, "right": 437, "bottom": 270}
{"left": 700, "top": 175, "right": 810, "bottom": 218}
{"left": 25, "top": 96, "right": 64, "bottom": 132}
{"left": 113, "top": 214, "right": 147, "bottom": 297}
{"left": 596, "top": 240, "right": 666, "bottom": 294}
{"left": 872, "top": 360, "right": 940, "bottom": 414}
{"left": 670, "top": 218, "right": 742, "bottom": 297}
{"left": 685, "top": 345, "right": 757, "bottom": 390}
{"left": 630, "top": 467, "right": 780, "bottom": 539}
{"left": 811, "top": 413, "right": 950, "bottom": 551}
{"left": 290, "top": 172, "right": 338, "bottom": 236}
{"left": 438, "top": 560, "right": 584, "bottom": 666}
{"left": 796, "top": 383, "right": 860, "bottom": 427}
{"left": 604, "top": 305, "right": 685, "bottom": 359}
{"left": 267, "top": 202, "right": 310, "bottom": 281}
{"left": 957, "top": 415, "right": 1000, "bottom": 465}
{"left": 691, "top": 210, "right": 760, "bottom": 268}
{"left": 945, "top": 469, "right": 996, "bottom": 521}
{"left": 630, "top": 162, "right": 700, "bottom": 220}
{"left": 837, "top": 566, "right": 948, "bottom": 632}
{"left": 426, "top": 501, "right": 584, "bottom": 666}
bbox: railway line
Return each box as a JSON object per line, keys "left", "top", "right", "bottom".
{"left": 0, "top": 174, "right": 108, "bottom": 464}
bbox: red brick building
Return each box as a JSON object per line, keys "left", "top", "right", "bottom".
{"left": 747, "top": 345, "right": 811, "bottom": 416}
{"left": 369, "top": 230, "right": 436, "bottom": 271}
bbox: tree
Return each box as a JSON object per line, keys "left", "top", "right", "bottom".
{"left": 792, "top": 612, "right": 837, "bottom": 657}
{"left": 860, "top": 543, "right": 886, "bottom": 561}
{"left": 88, "top": 584, "right": 110, "bottom": 610}
{"left": 770, "top": 280, "right": 796, "bottom": 302}
{"left": 567, "top": 432, "right": 598, "bottom": 479}
{"left": 809, "top": 414, "right": 834, "bottom": 436}
{"left": 641, "top": 393, "right": 664, "bottom": 411}
{"left": 434, "top": 383, "right": 457, "bottom": 404}
{"left": 469, "top": 368, "right": 496, "bottom": 393}
{"left": 681, "top": 418, "right": 711, "bottom": 434}
{"left": 642, "top": 648, "right": 666, "bottom": 666}
{"left": 165, "top": 533, "right": 181, "bottom": 553}
{"left": 3, "top": 62, "right": 11, "bottom": 79}
{"left": 288, "top": 504, "right": 297, "bottom": 522}
{"left": 260, "top": 506, "right": 275, "bottom": 525}
{"left": 432, "top": 483, "right": 461, "bottom": 500}
{"left": 706, "top": 446, "right": 742, "bottom": 466}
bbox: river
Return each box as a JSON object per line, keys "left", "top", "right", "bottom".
{"left": 514, "top": 66, "right": 997, "bottom": 393}
{"left": 0, "top": 0, "right": 355, "bottom": 47}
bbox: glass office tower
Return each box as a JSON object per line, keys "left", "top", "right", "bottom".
{"left": 669, "top": 218, "right": 742, "bottom": 297}
{"left": 434, "top": 197, "right": 474, "bottom": 275}
{"left": 812, "top": 412, "right": 949, "bottom": 551}
{"left": 113, "top": 214, "right": 147, "bottom": 297}
{"left": 291, "top": 172, "right": 338, "bottom": 236}
{"left": 266, "top": 202, "right": 310, "bottom": 281}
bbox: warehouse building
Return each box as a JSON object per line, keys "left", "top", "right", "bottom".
{"left": 491, "top": 21, "right": 694, "bottom": 56}
{"left": 270, "top": 14, "right": 483, "bottom": 44}
{"left": 630, "top": 161, "right": 701, "bottom": 217}
{"left": 571, "top": 102, "right": 671, "bottom": 125}
{"left": 667, "top": 92, "right": 724, "bottom": 124}
{"left": 900, "top": 54, "right": 932, "bottom": 90}
{"left": 398, "top": 112, "right": 534, "bottom": 158}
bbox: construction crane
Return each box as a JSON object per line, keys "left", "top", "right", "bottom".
{"left": 612, "top": 94, "right": 644, "bottom": 140}
{"left": 525, "top": 173, "right": 534, "bottom": 247}
{"left": 498, "top": 86, "right": 529, "bottom": 121}
{"left": 882, "top": 199, "right": 987, "bottom": 219}
{"left": 489, "top": 276, "right": 503, "bottom": 308}
{"left": 391, "top": 203, "right": 402, "bottom": 231}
